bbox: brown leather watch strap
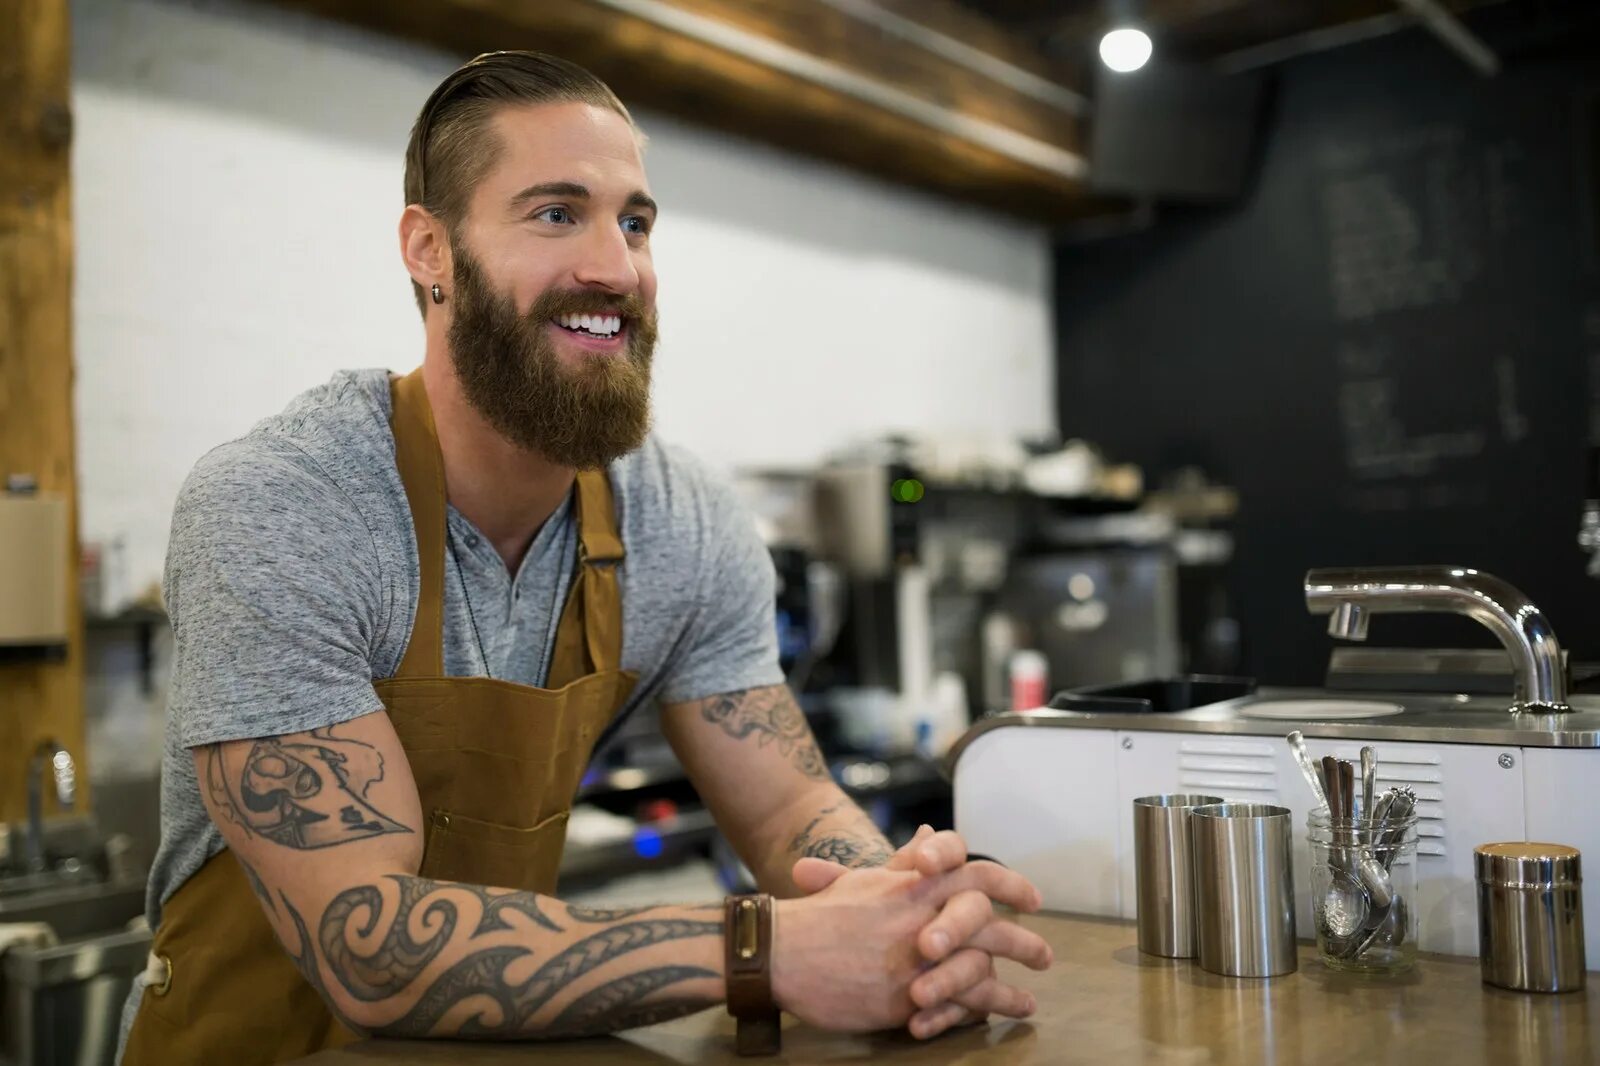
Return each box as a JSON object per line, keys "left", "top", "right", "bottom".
{"left": 724, "top": 894, "right": 780, "bottom": 1056}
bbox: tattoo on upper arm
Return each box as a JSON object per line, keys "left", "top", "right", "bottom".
{"left": 698, "top": 687, "right": 830, "bottom": 780}
{"left": 314, "top": 875, "right": 722, "bottom": 1038}
{"left": 232, "top": 853, "right": 278, "bottom": 917}
{"left": 789, "top": 805, "right": 893, "bottom": 868}
{"left": 204, "top": 726, "right": 411, "bottom": 850}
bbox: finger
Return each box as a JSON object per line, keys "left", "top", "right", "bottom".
{"left": 919, "top": 890, "right": 992, "bottom": 961}
{"left": 908, "top": 1001, "right": 982, "bottom": 1041}
{"left": 911, "top": 830, "right": 969, "bottom": 878}
{"left": 968, "top": 919, "right": 1054, "bottom": 971}
{"left": 948, "top": 976, "right": 1037, "bottom": 1020}
{"left": 885, "top": 824, "right": 936, "bottom": 872}
{"left": 910, "top": 947, "right": 992, "bottom": 1009}
{"left": 939, "top": 861, "right": 1044, "bottom": 913}
{"left": 790, "top": 856, "right": 849, "bottom": 895}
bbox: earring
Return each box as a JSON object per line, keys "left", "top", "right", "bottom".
{"left": 431, "top": 283, "right": 445, "bottom": 305}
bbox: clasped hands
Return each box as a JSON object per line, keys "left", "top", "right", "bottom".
{"left": 780, "top": 826, "right": 1053, "bottom": 1040}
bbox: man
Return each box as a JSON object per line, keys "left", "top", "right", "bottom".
{"left": 117, "top": 51, "right": 1050, "bottom": 1064}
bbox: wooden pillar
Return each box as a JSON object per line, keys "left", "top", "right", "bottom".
{"left": 0, "top": 0, "right": 87, "bottom": 824}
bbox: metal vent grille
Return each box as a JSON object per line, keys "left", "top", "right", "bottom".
{"left": 1177, "top": 738, "right": 1280, "bottom": 804}
{"left": 1333, "top": 745, "right": 1445, "bottom": 861}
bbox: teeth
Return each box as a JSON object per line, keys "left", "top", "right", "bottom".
{"left": 555, "top": 311, "right": 622, "bottom": 336}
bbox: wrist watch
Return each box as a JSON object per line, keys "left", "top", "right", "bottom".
{"left": 724, "top": 893, "right": 780, "bottom": 1055}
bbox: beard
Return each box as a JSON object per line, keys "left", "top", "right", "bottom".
{"left": 446, "top": 249, "right": 658, "bottom": 470}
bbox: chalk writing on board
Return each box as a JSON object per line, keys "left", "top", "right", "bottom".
{"left": 1317, "top": 123, "right": 1529, "bottom": 499}
{"left": 1344, "top": 482, "right": 1491, "bottom": 515}
{"left": 1318, "top": 124, "right": 1490, "bottom": 322}
{"left": 1334, "top": 338, "right": 1486, "bottom": 480}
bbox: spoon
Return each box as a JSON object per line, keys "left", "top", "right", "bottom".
{"left": 1360, "top": 746, "right": 1376, "bottom": 820}
{"left": 1285, "top": 731, "right": 1328, "bottom": 810}
{"left": 1317, "top": 753, "right": 1369, "bottom": 940}
{"left": 1356, "top": 790, "right": 1396, "bottom": 910}
{"left": 1347, "top": 893, "right": 1408, "bottom": 960}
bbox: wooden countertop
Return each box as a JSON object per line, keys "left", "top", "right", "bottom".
{"left": 287, "top": 913, "right": 1595, "bottom": 1065}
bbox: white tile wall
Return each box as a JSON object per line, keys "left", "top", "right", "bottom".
{"left": 71, "top": 0, "right": 1057, "bottom": 607}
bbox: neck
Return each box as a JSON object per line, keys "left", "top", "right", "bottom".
{"left": 420, "top": 350, "right": 575, "bottom": 574}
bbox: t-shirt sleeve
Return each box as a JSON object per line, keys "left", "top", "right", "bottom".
{"left": 655, "top": 476, "right": 785, "bottom": 705}
{"left": 164, "top": 441, "right": 389, "bottom": 749}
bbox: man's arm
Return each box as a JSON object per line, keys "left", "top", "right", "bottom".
{"left": 662, "top": 684, "right": 893, "bottom": 895}
{"left": 196, "top": 710, "right": 725, "bottom": 1038}
{"left": 196, "top": 708, "right": 1046, "bottom": 1042}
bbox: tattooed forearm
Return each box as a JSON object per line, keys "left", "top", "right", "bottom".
{"left": 788, "top": 801, "right": 893, "bottom": 868}
{"left": 541, "top": 967, "right": 717, "bottom": 1038}
{"left": 699, "top": 685, "right": 830, "bottom": 780}
{"left": 310, "top": 875, "right": 723, "bottom": 1039}
{"left": 205, "top": 726, "right": 411, "bottom": 850}
{"left": 565, "top": 903, "right": 721, "bottom": 922}
{"left": 546, "top": 1000, "right": 711, "bottom": 1038}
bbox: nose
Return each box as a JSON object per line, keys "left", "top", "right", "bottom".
{"left": 572, "top": 221, "right": 639, "bottom": 295}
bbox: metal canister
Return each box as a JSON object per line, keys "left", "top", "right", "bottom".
{"left": 1133, "top": 794, "right": 1225, "bottom": 958}
{"left": 1189, "top": 803, "right": 1298, "bottom": 978}
{"left": 1475, "top": 842, "right": 1585, "bottom": 993}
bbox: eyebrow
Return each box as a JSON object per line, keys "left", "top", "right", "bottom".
{"left": 510, "top": 180, "right": 658, "bottom": 217}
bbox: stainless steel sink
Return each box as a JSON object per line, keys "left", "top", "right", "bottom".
{"left": 3, "top": 921, "right": 151, "bottom": 1066}
{"left": 0, "top": 876, "right": 146, "bottom": 942}
{"left": 0, "top": 868, "right": 150, "bottom": 1066}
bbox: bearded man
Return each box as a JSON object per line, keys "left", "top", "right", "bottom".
{"left": 117, "top": 50, "right": 1050, "bottom": 1065}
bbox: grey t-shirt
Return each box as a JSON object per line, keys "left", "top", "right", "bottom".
{"left": 119, "top": 369, "right": 782, "bottom": 1050}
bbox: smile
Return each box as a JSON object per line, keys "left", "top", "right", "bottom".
{"left": 554, "top": 312, "right": 624, "bottom": 339}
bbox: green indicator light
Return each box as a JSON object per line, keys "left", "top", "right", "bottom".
{"left": 891, "top": 479, "right": 925, "bottom": 503}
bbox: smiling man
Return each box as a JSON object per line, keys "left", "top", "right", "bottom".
{"left": 116, "top": 52, "right": 1050, "bottom": 1064}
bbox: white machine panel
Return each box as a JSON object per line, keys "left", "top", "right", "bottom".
{"left": 953, "top": 727, "right": 1121, "bottom": 916}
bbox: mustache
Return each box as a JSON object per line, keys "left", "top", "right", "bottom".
{"left": 526, "top": 287, "right": 651, "bottom": 323}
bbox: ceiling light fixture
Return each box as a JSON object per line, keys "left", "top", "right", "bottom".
{"left": 1099, "top": 26, "right": 1153, "bottom": 73}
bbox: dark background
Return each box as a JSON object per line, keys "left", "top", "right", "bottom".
{"left": 1055, "top": 6, "right": 1600, "bottom": 685}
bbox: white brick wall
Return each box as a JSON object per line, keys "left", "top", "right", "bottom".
{"left": 71, "top": 0, "right": 1057, "bottom": 607}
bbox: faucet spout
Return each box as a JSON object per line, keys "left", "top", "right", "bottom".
{"left": 23, "top": 739, "right": 75, "bottom": 874}
{"left": 1305, "top": 566, "right": 1568, "bottom": 713}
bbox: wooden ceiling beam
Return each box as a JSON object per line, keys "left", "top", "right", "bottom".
{"left": 257, "top": 0, "right": 1115, "bottom": 222}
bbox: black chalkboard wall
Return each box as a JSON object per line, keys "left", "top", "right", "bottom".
{"left": 1055, "top": 8, "right": 1600, "bottom": 685}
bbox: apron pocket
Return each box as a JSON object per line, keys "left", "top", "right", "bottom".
{"left": 420, "top": 807, "right": 571, "bottom": 895}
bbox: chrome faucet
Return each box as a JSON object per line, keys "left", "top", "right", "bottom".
{"left": 24, "top": 739, "right": 76, "bottom": 873}
{"left": 1305, "top": 566, "right": 1569, "bottom": 713}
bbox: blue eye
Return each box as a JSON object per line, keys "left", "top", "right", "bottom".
{"left": 534, "top": 206, "right": 572, "bottom": 225}
{"left": 621, "top": 215, "right": 650, "bottom": 235}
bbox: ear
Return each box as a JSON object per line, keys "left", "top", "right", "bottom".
{"left": 399, "top": 204, "right": 452, "bottom": 298}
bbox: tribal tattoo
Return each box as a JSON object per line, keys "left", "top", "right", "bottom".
{"left": 541, "top": 967, "right": 718, "bottom": 1038}
{"left": 315, "top": 875, "right": 722, "bottom": 1038}
{"left": 234, "top": 853, "right": 278, "bottom": 917}
{"left": 205, "top": 726, "right": 410, "bottom": 850}
{"left": 698, "top": 686, "right": 830, "bottom": 780}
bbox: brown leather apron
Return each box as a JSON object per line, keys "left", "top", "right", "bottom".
{"left": 122, "top": 368, "right": 637, "bottom": 1064}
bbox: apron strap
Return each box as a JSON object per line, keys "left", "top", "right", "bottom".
{"left": 389, "top": 369, "right": 447, "bottom": 678}
{"left": 548, "top": 470, "right": 626, "bottom": 685}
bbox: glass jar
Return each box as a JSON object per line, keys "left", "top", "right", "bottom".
{"left": 1307, "top": 807, "right": 1419, "bottom": 974}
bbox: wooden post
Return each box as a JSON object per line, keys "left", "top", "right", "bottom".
{"left": 0, "top": 0, "right": 87, "bottom": 825}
